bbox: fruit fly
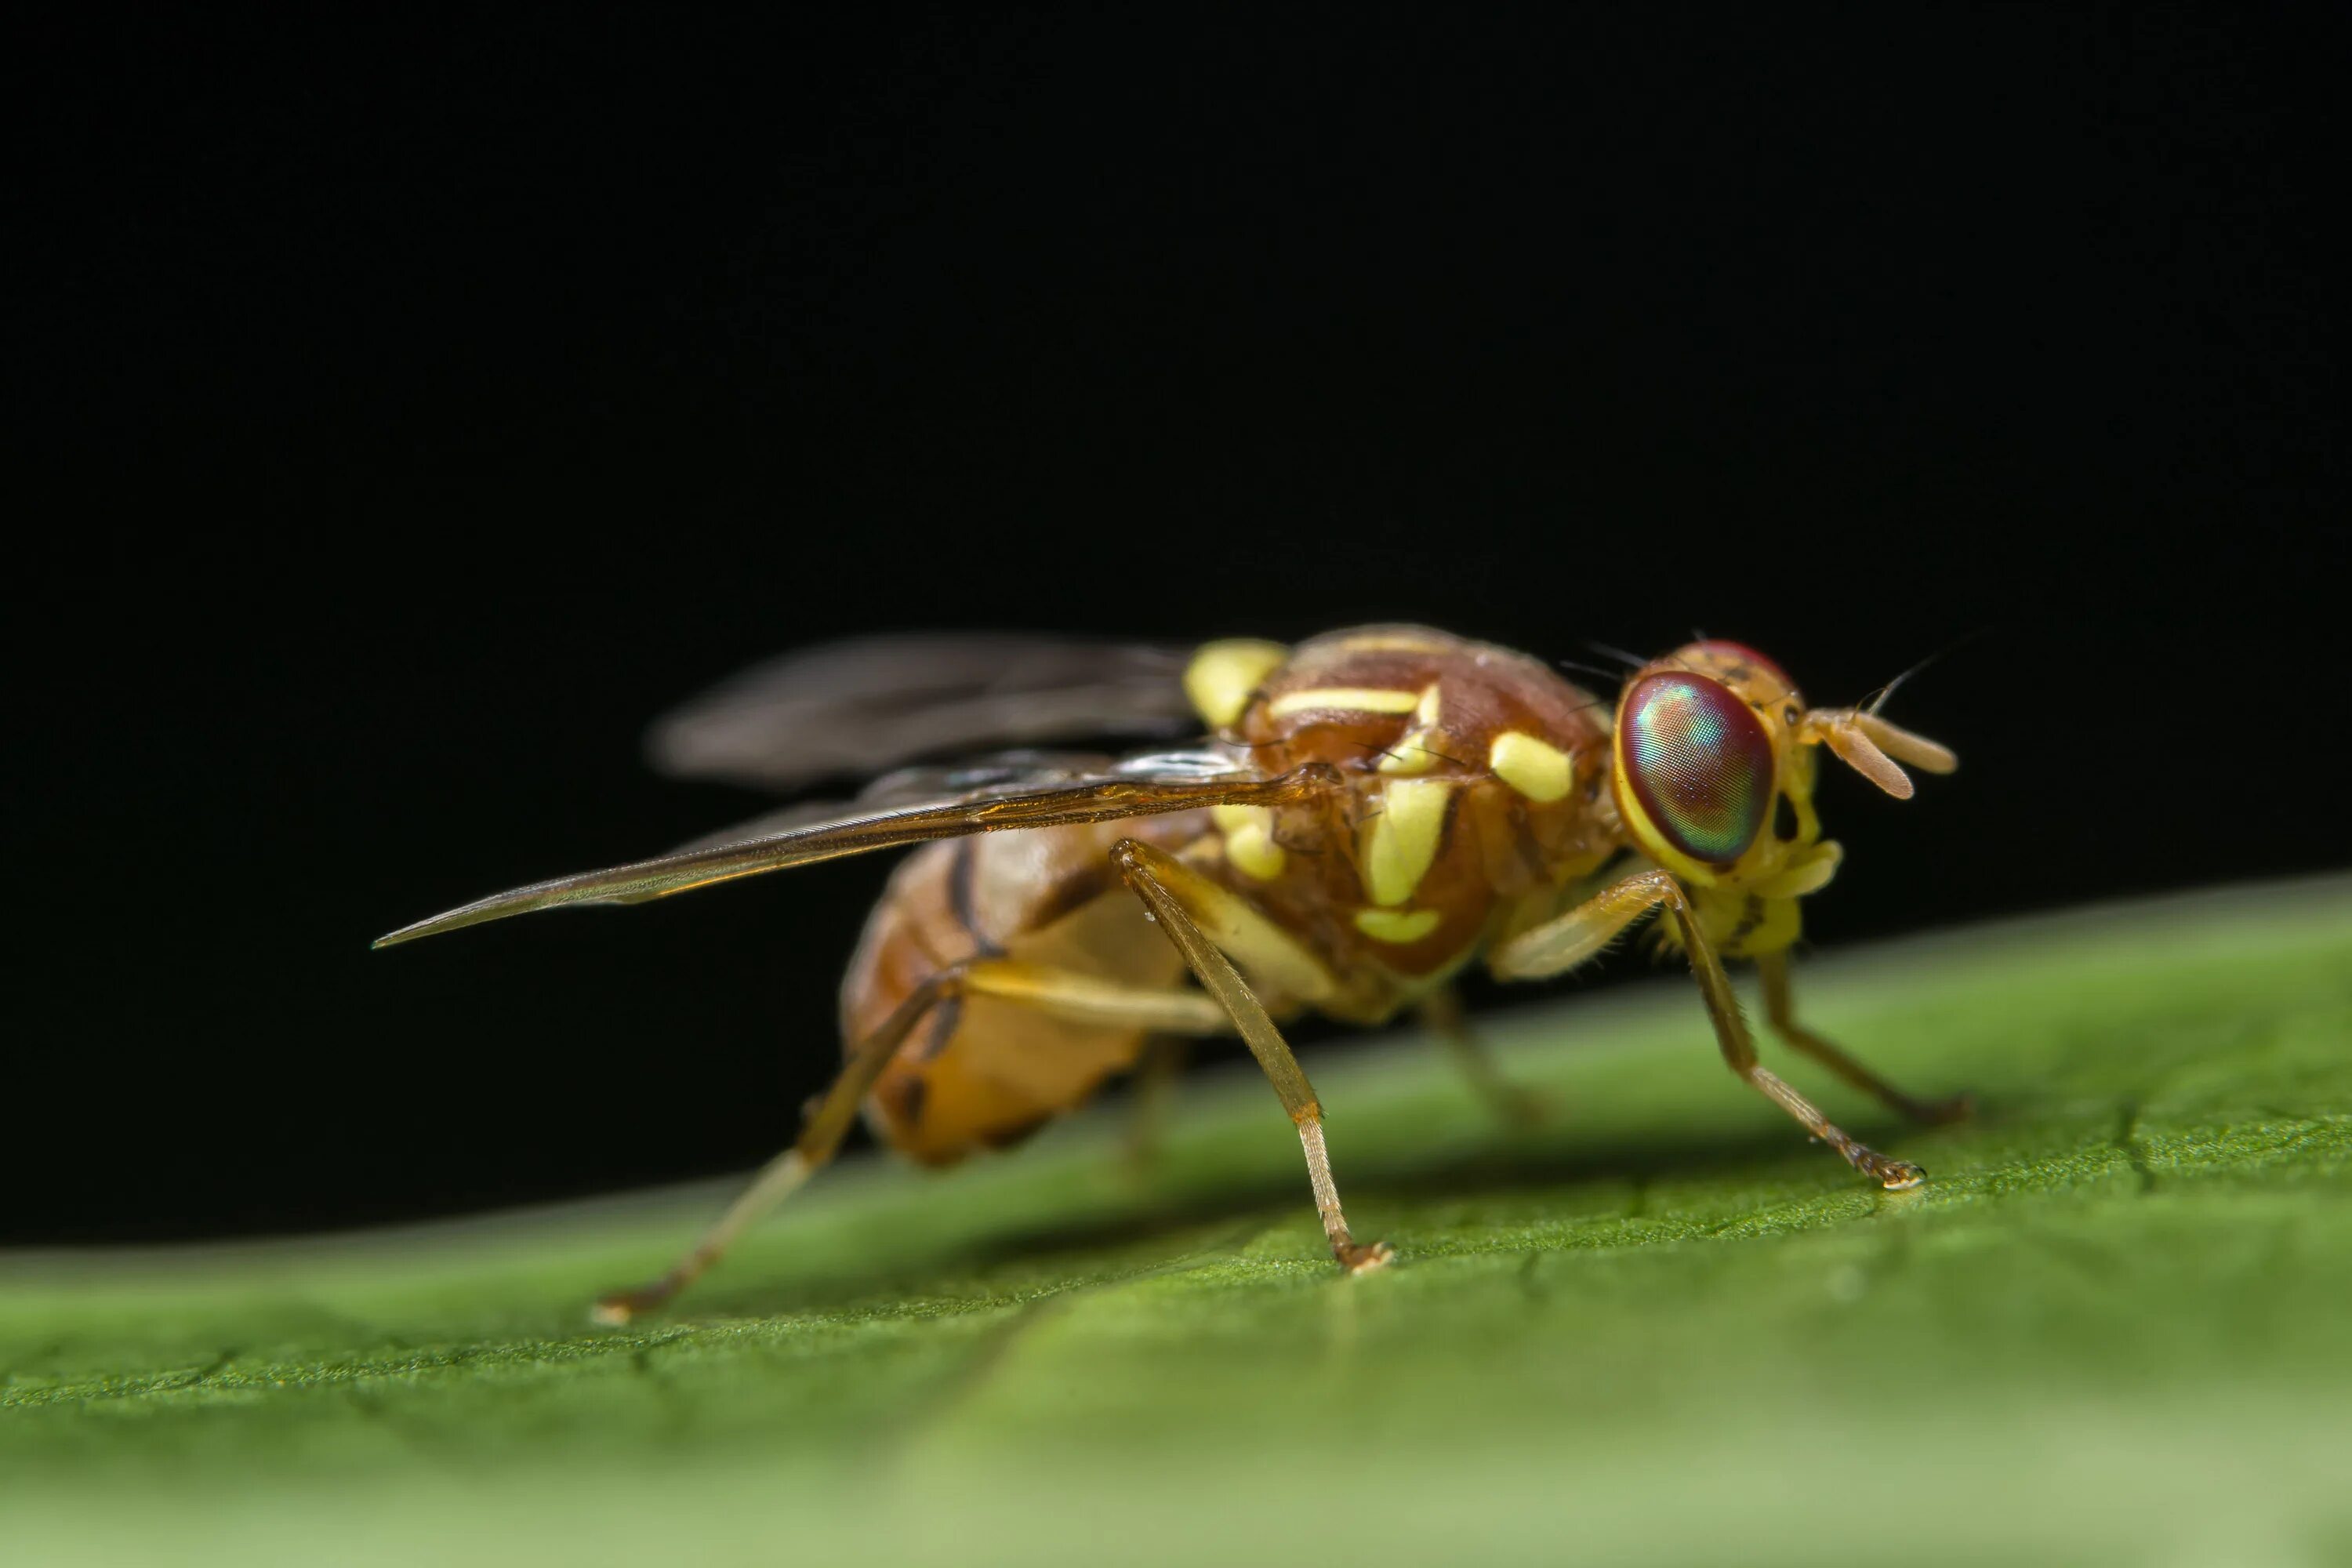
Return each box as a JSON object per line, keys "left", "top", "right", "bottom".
{"left": 376, "top": 626, "right": 1961, "bottom": 1321}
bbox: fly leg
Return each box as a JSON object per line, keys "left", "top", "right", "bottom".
{"left": 1124, "top": 1036, "right": 1192, "bottom": 1178}
{"left": 1755, "top": 950, "right": 1971, "bottom": 1124}
{"left": 1112, "top": 839, "right": 1393, "bottom": 1273}
{"left": 590, "top": 969, "right": 964, "bottom": 1324}
{"left": 1490, "top": 869, "right": 1925, "bottom": 1190}
{"left": 1421, "top": 985, "right": 1552, "bottom": 1128}
{"left": 593, "top": 959, "right": 1236, "bottom": 1324}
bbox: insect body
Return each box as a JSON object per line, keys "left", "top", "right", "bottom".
{"left": 849, "top": 629, "right": 1621, "bottom": 1171}
{"left": 378, "top": 626, "right": 1962, "bottom": 1320}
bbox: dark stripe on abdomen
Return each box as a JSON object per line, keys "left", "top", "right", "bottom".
{"left": 947, "top": 840, "right": 1006, "bottom": 958}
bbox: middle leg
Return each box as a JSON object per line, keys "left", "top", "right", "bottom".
{"left": 1755, "top": 950, "right": 1971, "bottom": 1125}
{"left": 1420, "top": 985, "right": 1552, "bottom": 1128}
{"left": 1112, "top": 838, "right": 1392, "bottom": 1273}
{"left": 1123, "top": 1034, "right": 1191, "bottom": 1177}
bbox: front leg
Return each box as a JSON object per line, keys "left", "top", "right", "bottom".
{"left": 1489, "top": 869, "right": 1926, "bottom": 1191}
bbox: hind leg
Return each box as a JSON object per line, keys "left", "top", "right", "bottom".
{"left": 590, "top": 970, "right": 960, "bottom": 1324}
{"left": 592, "top": 961, "right": 1236, "bottom": 1323}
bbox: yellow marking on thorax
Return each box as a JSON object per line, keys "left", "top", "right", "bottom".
{"left": 1353, "top": 906, "right": 1442, "bottom": 944}
{"left": 1328, "top": 630, "right": 1457, "bottom": 654}
{"left": 1489, "top": 730, "right": 1574, "bottom": 802}
{"left": 1184, "top": 639, "right": 1289, "bottom": 728}
{"left": 1376, "top": 731, "right": 1444, "bottom": 775}
{"left": 1359, "top": 777, "right": 1453, "bottom": 906}
{"left": 1267, "top": 685, "right": 1421, "bottom": 718}
{"left": 1374, "top": 685, "right": 1451, "bottom": 772}
{"left": 1210, "top": 803, "right": 1287, "bottom": 881}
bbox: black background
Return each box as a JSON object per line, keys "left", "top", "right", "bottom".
{"left": 16, "top": 10, "right": 2344, "bottom": 1243}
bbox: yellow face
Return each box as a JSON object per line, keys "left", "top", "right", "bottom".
{"left": 1609, "top": 638, "right": 1955, "bottom": 911}
{"left": 1610, "top": 641, "right": 1819, "bottom": 889}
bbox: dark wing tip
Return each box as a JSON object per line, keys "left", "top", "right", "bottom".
{"left": 368, "top": 752, "right": 1324, "bottom": 952}
{"left": 368, "top": 873, "right": 635, "bottom": 949}
{"left": 370, "top": 906, "right": 495, "bottom": 949}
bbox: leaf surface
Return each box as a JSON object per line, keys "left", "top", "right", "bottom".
{"left": 6, "top": 878, "right": 2350, "bottom": 1566}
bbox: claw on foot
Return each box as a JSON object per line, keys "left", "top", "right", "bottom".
{"left": 1842, "top": 1135, "right": 1928, "bottom": 1190}
{"left": 1911, "top": 1092, "right": 1974, "bottom": 1126}
{"left": 1873, "top": 1159, "right": 1927, "bottom": 1191}
{"left": 1493, "top": 1086, "right": 1558, "bottom": 1131}
{"left": 590, "top": 1286, "right": 663, "bottom": 1327}
{"left": 1335, "top": 1240, "right": 1395, "bottom": 1274}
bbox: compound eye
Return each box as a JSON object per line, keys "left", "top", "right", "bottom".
{"left": 1618, "top": 672, "right": 1776, "bottom": 866}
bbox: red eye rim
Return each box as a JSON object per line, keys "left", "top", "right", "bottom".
{"left": 1615, "top": 671, "right": 1777, "bottom": 868}
{"left": 1688, "top": 639, "right": 1791, "bottom": 691}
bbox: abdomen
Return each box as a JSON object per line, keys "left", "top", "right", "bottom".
{"left": 837, "top": 815, "right": 1203, "bottom": 1166}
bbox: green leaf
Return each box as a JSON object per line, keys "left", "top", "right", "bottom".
{"left": 7, "top": 878, "right": 2350, "bottom": 1566}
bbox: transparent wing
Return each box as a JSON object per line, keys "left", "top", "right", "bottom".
{"left": 644, "top": 633, "right": 1200, "bottom": 791}
{"left": 376, "top": 750, "right": 1338, "bottom": 949}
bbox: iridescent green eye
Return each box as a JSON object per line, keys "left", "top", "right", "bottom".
{"left": 1617, "top": 672, "right": 1775, "bottom": 866}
